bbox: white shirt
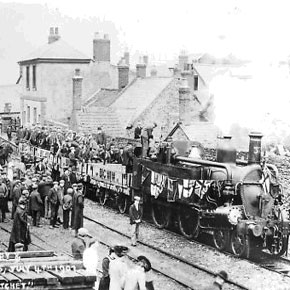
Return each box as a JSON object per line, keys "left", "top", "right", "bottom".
{"left": 109, "top": 257, "right": 128, "bottom": 290}
{"left": 83, "top": 245, "right": 99, "bottom": 275}
{"left": 123, "top": 266, "right": 146, "bottom": 290}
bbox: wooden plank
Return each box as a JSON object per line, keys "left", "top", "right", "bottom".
{"left": 31, "top": 270, "right": 58, "bottom": 285}
{"left": 48, "top": 270, "right": 86, "bottom": 285}
{"left": 76, "top": 269, "right": 97, "bottom": 283}
{"left": 0, "top": 274, "right": 8, "bottom": 283}
{"left": 17, "top": 251, "right": 56, "bottom": 259}
{"left": 13, "top": 270, "right": 46, "bottom": 285}
{"left": 0, "top": 272, "right": 20, "bottom": 283}
{"left": 11, "top": 271, "right": 37, "bottom": 284}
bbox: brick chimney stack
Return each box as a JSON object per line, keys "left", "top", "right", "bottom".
{"left": 118, "top": 58, "right": 129, "bottom": 90}
{"left": 181, "top": 70, "right": 194, "bottom": 92}
{"left": 179, "top": 50, "right": 189, "bottom": 71}
{"left": 179, "top": 78, "right": 191, "bottom": 126}
{"left": 143, "top": 55, "right": 149, "bottom": 66}
{"left": 72, "top": 69, "right": 83, "bottom": 111}
{"left": 48, "top": 27, "right": 60, "bottom": 44}
{"left": 136, "top": 58, "right": 146, "bottom": 78}
{"left": 93, "top": 32, "right": 111, "bottom": 62}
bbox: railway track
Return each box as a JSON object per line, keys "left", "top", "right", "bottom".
{"left": 85, "top": 198, "right": 290, "bottom": 288}
{"left": 83, "top": 213, "right": 247, "bottom": 290}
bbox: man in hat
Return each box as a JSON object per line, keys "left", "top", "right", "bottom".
{"left": 129, "top": 196, "right": 143, "bottom": 246}
{"left": 73, "top": 183, "right": 84, "bottom": 237}
{"left": 134, "top": 122, "right": 142, "bottom": 140}
{"left": 62, "top": 187, "right": 73, "bottom": 229}
{"left": 141, "top": 123, "right": 157, "bottom": 158}
{"left": 35, "top": 158, "right": 46, "bottom": 175}
{"left": 109, "top": 245, "right": 129, "bottom": 290}
{"left": 70, "top": 183, "right": 78, "bottom": 229}
{"left": 123, "top": 255, "right": 152, "bottom": 290}
{"left": 48, "top": 181, "right": 60, "bottom": 229}
{"left": 98, "top": 247, "right": 116, "bottom": 290}
{"left": 0, "top": 176, "right": 8, "bottom": 222}
{"left": 203, "top": 270, "right": 228, "bottom": 290}
{"left": 29, "top": 183, "right": 43, "bottom": 227}
{"left": 11, "top": 179, "right": 22, "bottom": 219}
{"left": 96, "top": 127, "right": 106, "bottom": 146}
{"left": 8, "top": 198, "right": 31, "bottom": 252}
{"left": 71, "top": 227, "right": 91, "bottom": 260}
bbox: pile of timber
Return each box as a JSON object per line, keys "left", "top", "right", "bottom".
{"left": 0, "top": 250, "right": 96, "bottom": 289}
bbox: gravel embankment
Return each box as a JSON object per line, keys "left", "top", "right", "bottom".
{"left": 84, "top": 199, "right": 290, "bottom": 290}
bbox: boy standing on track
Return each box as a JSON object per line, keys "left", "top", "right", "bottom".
{"left": 129, "top": 196, "right": 142, "bottom": 246}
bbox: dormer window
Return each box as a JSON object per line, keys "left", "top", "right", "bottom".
{"left": 32, "top": 65, "right": 37, "bottom": 90}
{"left": 26, "top": 66, "right": 30, "bottom": 90}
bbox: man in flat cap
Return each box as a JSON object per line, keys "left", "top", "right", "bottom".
{"left": 8, "top": 198, "right": 31, "bottom": 252}
{"left": 129, "top": 195, "right": 143, "bottom": 246}
{"left": 29, "top": 183, "right": 43, "bottom": 227}
{"left": 0, "top": 176, "right": 8, "bottom": 222}
{"left": 109, "top": 245, "right": 129, "bottom": 290}
{"left": 48, "top": 181, "right": 60, "bottom": 229}
{"left": 73, "top": 183, "right": 84, "bottom": 237}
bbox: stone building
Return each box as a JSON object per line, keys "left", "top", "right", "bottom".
{"left": 17, "top": 27, "right": 133, "bottom": 126}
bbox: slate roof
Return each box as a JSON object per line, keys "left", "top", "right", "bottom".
{"left": 179, "top": 122, "right": 221, "bottom": 148}
{"left": 78, "top": 107, "right": 125, "bottom": 137}
{"left": 19, "top": 39, "right": 91, "bottom": 63}
{"left": 83, "top": 88, "right": 120, "bottom": 107}
{"left": 111, "top": 77, "right": 173, "bottom": 127}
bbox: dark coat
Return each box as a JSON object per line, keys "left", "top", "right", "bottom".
{"left": 9, "top": 205, "right": 31, "bottom": 245}
{"left": 134, "top": 126, "right": 142, "bottom": 139}
{"left": 129, "top": 203, "right": 143, "bottom": 225}
{"left": 38, "top": 181, "right": 53, "bottom": 198}
{"left": 48, "top": 187, "right": 59, "bottom": 205}
{"left": 73, "top": 191, "right": 84, "bottom": 231}
{"left": 30, "top": 190, "right": 43, "bottom": 211}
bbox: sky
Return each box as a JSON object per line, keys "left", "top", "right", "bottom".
{"left": 1, "top": 0, "right": 290, "bottom": 138}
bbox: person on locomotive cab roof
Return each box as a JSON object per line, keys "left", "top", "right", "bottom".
{"left": 141, "top": 123, "right": 157, "bottom": 158}
{"left": 203, "top": 270, "right": 228, "bottom": 290}
{"left": 129, "top": 196, "right": 143, "bottom": 246}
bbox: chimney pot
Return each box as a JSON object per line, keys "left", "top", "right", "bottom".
{"left": 118, "top": 61, "right": 129, "bottom": 90}
{"left": 143, "top": 55, "right": 149, "bottom": 65}
{"left": 94, "top": 32, "right": 100, "bottom": 39}
{"left": 50, "top": 27, "right": 54, "bottom": 35}
{"left": 104, "top": 34, "right": 109, "bottom": 40}
{"left": 74, "top": 68, "right": 81, "bottom": 76}
{"left": 136, "top": 63, "right": 147, "bottom": 78}
{"left": 55, "top": 27, "right": 59, "bottom": 35}
{"left": 48, "top": 26, "right": 60, "bottom": 44}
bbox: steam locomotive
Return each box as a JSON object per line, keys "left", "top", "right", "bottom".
{"left": 19, "top": 132, "right": 290, "bottom": 259}
{"left": 84, "top": 132, "right": 289, "bottom": 259}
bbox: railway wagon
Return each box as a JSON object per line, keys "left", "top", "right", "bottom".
{"left": 18, "top": 132, "right": 290, "bottom": 259}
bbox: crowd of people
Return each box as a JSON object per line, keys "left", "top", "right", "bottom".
{"left": 0, "top": 123, "right": 231, "bottom": 290}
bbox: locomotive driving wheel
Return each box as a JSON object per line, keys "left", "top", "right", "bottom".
{"left": 266, "top": 232, "right": 288, "bottom": 257}
{"left": 99, "top": 188, "right": 108, "bottom": 206}
{"left": 151, "top": 202, "right": 171, "bottom": 229}
{"left": 213, "top": 229, "right": 230, "bottom": 251}
{"left": 117, "top": 193, "right": 128, "bottom": 214}
{"left": 230, "top": 229, "right": 251, "bottom": 258}
{"left": 178, "top": 207, "right": 200, "bottom": 239}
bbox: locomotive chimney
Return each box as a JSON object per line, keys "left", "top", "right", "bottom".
{"left": 248, "top": 132, "right": 263, "bottom": 165}
{"left": 216, "top": 135, "right": 236, "bottom": 163}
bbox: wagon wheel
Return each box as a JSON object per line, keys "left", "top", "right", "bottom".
{"left": 99, "top": 188, "right": 108, "bottom": 206}
{"left": 178, "top": 207, "right": 200, "bottom": 239}
{"left": 151, "top": 202, "right": 171, "bottom": 229}
{"left": 230, "top": 229, "right": 251, "bottom": 258}
{"left": 213, "top": 229, "right": 230, "bottom": 251}
{"left": 117, "top": 193, "right": 128, "bottom": 214}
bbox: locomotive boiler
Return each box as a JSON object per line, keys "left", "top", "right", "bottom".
{"left": 131, "top": 133, "right": 290, "bottom": 258}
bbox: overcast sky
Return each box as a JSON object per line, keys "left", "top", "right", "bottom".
{"left": 1, "top": 0, "right": 290, "bottom": 135}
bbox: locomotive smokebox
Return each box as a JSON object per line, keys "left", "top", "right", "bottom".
{"left": 216, "top": 135, "right": 236, "bottom": 163}
{"left": 248, "top": 132, "right": 263, "bottom": 165}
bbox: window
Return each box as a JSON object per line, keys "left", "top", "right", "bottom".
{"left": 26, "top": 66, "right": 30, "bottom": 90}
{"left": 32, "top": 65, "right": 36, "bottom": 90}
{"left": 194, "top": 75, "right": 199, "bottom": 91}
{"left": 27, "top": 106, "right": 30, "bottom": 123}
{"left": 33, "top": 107, "right": 37, "bottom": 124}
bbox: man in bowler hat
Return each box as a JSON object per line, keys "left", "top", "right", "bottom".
{"left": 129, "top": 195, "right": 143, "bottom": 246}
